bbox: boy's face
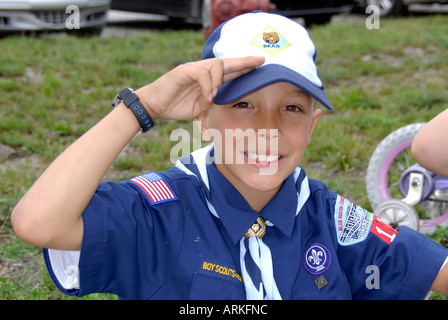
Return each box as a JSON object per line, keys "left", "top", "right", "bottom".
{"left": 198, "top": 81, "right": 322, "bottom": 200}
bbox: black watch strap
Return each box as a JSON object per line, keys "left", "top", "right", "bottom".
{"left": 114, "top": 88, "right": 154, "bottom": 133}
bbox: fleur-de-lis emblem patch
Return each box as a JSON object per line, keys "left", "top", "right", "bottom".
{"left": 303, "top": 243, "right": 331, "bottom": 275}
{"left": 308, "top": 249, "right": 323, "bottom": 265}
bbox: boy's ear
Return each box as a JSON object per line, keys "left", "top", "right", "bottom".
{"left": 195, "top": 111, "right": 212, "bottom": 142}
{"left": 307, "top": 109, "right": 322, "bottom": 146}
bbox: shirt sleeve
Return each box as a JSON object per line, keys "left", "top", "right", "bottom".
{"left": 44, "top": 177, "right": 184, "bottom": 299}
{"left": 43, "top": 248, "right": 81, "bottom": 296}
{"left": 334, "top": 195, "right": 448, "bottom": 299}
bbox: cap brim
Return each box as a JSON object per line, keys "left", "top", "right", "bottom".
{"left": 214, "top": 64, "right": 332, "bottom": 110}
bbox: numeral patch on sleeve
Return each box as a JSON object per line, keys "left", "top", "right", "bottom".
{"left": 334, "top": 195, "right": 397, "bottom": 245}
{"left": 370, "top": 215, "right": 397, "bottom": 244}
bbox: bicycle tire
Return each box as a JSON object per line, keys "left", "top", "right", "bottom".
{"left": 366, "top": 122, "right": 448, "bottom": 234}
{"left": 366, "top": 123, "right": 426, "bottom": 209}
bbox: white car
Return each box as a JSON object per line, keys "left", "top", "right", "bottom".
{"left": 0, "top": 0, "right": 110, "bottom": 34}
{"left": 361, "top": 0, "right": 448, "bottom": 16}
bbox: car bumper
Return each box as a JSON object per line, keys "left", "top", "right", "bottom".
{"left": 0, "top": 4, "right": 109, "bottom": 32}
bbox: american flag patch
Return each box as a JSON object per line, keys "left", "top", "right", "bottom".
{"left": 131, "top": 172, "right": 177, "bottom": 205}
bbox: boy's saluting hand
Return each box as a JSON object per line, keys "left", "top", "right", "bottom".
{"left": 136, "top": 56, "right": 265, "bottom": 121}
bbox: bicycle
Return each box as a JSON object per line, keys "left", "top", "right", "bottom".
{"left": 366, "top": 123, "right": 448, "bottom": 235}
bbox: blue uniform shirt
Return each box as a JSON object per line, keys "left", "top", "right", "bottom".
{"left": 44, "top": 146, "right": 448, "bottom": 299}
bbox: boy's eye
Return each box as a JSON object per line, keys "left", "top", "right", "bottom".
{"left": 283, "top": 105, "right": 302, "bottom": 112}
{"left": 233, "top": 102, "right": 252, "bottom": 109}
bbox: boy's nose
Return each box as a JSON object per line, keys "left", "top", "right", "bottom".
{"left": 254, "top": 110, "right": 281, "bottom": 139}
{"left": 257, "top": 128, "right": 279, "bottom": 140}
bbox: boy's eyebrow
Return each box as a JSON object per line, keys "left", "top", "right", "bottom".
{"left": 284, "top": 86, "right": 316, "bottom": 109}
{"left": 287, "top": 87, "right": 311, "bottom": 99}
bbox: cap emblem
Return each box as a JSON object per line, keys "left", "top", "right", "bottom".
{"left": 263, "top": 32, "right": 279, "bottom": 44}
{"left": 252, "top": 26, "right": 290, "bottom": 55}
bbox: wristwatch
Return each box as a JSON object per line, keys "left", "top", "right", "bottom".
{"left": 112, "top": 88, "right": 154, "bottom": 132}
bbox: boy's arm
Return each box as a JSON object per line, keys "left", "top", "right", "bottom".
{"left": 431, "top": 260, "right": 448, "bottom": 296}
{"left": 11, "top": 102, "right": 140, "bottom": 250}
{"left": 412, "top": 108, "right": 448, "bottom": 176}
{"left": 11, "top": 56, "right": 264, "bottom": 251}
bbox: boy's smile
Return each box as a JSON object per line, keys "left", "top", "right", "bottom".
{"left": 198, "top": 81, "right": 322, "bottom": 211}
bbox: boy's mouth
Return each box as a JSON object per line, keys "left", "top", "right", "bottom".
{"left": 244, "top": 152, "right": 281, "bottom": 163}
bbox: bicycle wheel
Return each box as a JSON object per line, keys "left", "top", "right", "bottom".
{"left": 366, "top": 123, "right": 448, "bottom": 234}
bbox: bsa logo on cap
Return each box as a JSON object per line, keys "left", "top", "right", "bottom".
{"left": 252, "top": 26, "right": 290, "bottom": 55}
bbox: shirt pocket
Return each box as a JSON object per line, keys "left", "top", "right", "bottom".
{"left": 189, "top": 273, "right": 245, "bottom": 299}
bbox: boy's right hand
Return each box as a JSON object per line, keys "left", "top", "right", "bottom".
{"left": 135, "top": 56, "right": 264, "bottom": 121}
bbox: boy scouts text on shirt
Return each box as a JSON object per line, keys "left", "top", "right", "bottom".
{"left": 202, "top": 261, "right": 243, "bottom": 282}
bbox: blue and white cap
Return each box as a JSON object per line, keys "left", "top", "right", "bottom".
{"left": 202, "top": 11, "right": 332, "bottom": 110}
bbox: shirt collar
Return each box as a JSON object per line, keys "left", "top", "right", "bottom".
{"left": 176, "top": 145, "right": 308, "bottom": 244}
{"left": 207, "top": 163, "right": 298, "bottom": 243}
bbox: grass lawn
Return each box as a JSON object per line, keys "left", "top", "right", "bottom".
{"left": 1, "top": 14, "right": 448, "bottom": 300}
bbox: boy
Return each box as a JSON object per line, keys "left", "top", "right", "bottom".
{"left": 11, "top": 12, "right": 448, "bottom": 299}
{"left": 412, "top": 108, "right": 448, "bottom": 176}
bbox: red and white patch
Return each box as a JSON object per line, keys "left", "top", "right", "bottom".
{"left": 370, "top": 216, "right": 397, "bottom": 244}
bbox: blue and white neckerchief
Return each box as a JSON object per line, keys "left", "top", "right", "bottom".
{"left": 175, "top": 145, "right": 310, "bottom": 300}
